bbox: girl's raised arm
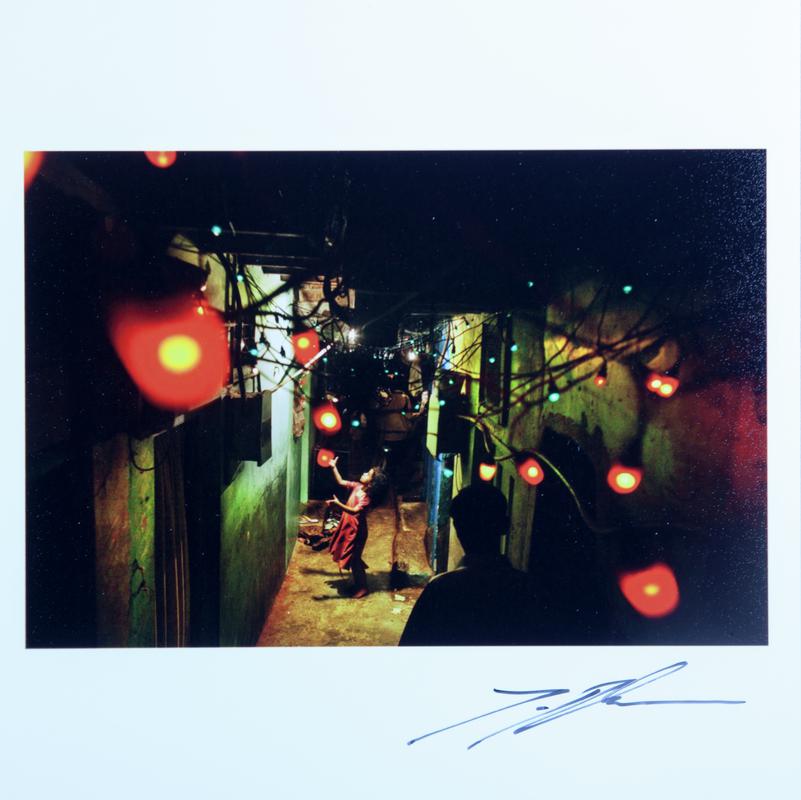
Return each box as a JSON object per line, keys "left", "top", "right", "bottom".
{"left": 329, "top": 456, "right": 348, "bottom": 486}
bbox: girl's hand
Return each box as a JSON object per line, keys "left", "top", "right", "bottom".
{"left": 325, "top": 495, "right": 338, "bottom": 507}
{"left": 329, "top": 457, "right": 338, "bottom": 469}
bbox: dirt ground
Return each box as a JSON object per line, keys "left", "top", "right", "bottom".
{"left": 257, "top": 498, "right": 431, "bottom": 646}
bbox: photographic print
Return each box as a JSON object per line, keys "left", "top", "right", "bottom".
{"left": 25, "top": 150, "right": 766, "bottom": 649}
{"left": 6, "top": 3, "right": 800, "bottom": 798}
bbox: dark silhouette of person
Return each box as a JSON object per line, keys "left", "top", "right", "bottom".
{"left": 399, "top": 483, "right": 542, "bottom": 645}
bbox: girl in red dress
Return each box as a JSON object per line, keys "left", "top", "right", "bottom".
{"left": 326, "top": 457, "right": 387, "bottom": 598}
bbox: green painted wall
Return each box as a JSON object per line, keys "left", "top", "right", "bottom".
{"left": 299, "top": 397, "right": 311, "bottom": 504}
{"left": 220, "top": 454, "right": 289, "bottom": 646}
{"left": 538, "top": 281, "right": 766, "bottom": 529}
{"left": 128, "top": 437, "right": 156, "bottom": 646}
{"left": 92, "top": 433, "right": 156, "bottom": 647}
{"left": 219, "top": 377, "right": 296, "bottom": 645}
{"left": 218, "top": 270, "right": 300, "bottom": 646}
{"left": 285, "top": 419, "right": 302, "bottom": 568}
{"left": 92, "top": 435, "right": 131, "bottom": 647}
{"left": 504, "top": 310, "right": 547, "bottom": 570}
{"left": 422, "top": 309, "right": 549, "bottom": 571}
{"left": 425, "top": 285, "right": 765, "bottom": 574}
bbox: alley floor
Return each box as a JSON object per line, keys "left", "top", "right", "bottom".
{"left": 257, "top": 498, "right": 431, "bottom": 646}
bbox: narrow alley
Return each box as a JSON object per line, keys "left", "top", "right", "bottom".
{"left": 258, "top": 498, "right": 430, "bottom": 646}
{"left": 24, "top": 150, "right": 767, "bottom": 651}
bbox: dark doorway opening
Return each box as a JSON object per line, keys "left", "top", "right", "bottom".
{"left": 182, "top": 404, "right": 223, "bottom": 647}
{"left": 528, "top": 428, "right": 613, "bottom": 644}
{"left": 26, "top": 450, "right": 97, "bottom": 647}
{"left": 154, "top": 430, "right": 190, "bottom": 647}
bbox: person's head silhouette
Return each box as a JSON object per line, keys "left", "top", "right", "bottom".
{"left": 449, "top": 483, "right": 508, "bottom": 555}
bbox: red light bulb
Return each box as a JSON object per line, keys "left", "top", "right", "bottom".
{"left": 646, "top": 373, "right": 663, "bottom": 392}
{"left": 144, "top": 151, "right": 177, "bottom": 169}
{"left": 607, "top": 464, "right": 643, "bottom": 494}
{"left": 619, "top": 563, "right": 679, "bottom": 618}
{"left": 657, "top": 376, "right": 679, "bottom": 397}
{"left": 108, "top": 296, "right": 229, "bottom": 410}
{"left": 478, "top": 462, "right": 497, "bottom": 481}
{"left": 24, "top": 151, "right": 45, "bottom": 190}
{"left": 312, "top": 403, "right": 342, "bottom": 434}
{"left": 594, "top": 362, "right": 608, "bottom": 388}
{"left": 291, "top": 329, "right": 320, "bottom": 362}
{"left": 646, "top": 372, "right": 679, "bottom": 397}
{"left": 316, "top": 448, "right": 335, "bottom": 467}
{"left": 517, "top": 456, "right": 545, "bottom": 486}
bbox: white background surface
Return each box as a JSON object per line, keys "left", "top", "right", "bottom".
{"left": 1, "top": 2, "right": 799, "bottom": 798}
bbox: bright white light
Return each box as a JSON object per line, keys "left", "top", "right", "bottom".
{"left": 407, "top": 350, "right": 418, "bottom": 362}
{"left": 347, "top": 328, "right": 358, "bottom": 344}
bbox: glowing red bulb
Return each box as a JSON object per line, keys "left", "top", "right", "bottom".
{"left": 291, "top": 329, "right": 320, "bottom": 362}
{"left": 316, "top": 448, "right": 335, "bottom": 467}
{"left": 24, "top": 151, "right": 45, "bottom": 190}
{"left": 517, "top": 456, "right": 545, "bottom": 486}
{"left": 646, "top": 372, "right": 679, "bottom": 397}
{"left": 312, "top": 403, "right": 342, "bottom": 434}
{"left": 618, "top": 563, "right": 679, "bottom": 618}
{"left": 657, "top": 376, "right": 679, "bottom": 397}
{"left": 607, "top": 464, "right": 643, "bottom": 494}
{"left": 144, "top": 151, "right": 177, "bottom": 169}
{"left": 478, "top": 463, "right": 497, "bottom": 481}
{"left": 594, "top": 375, "right": 607, "bottom": 387}
{"left": 108, "top": 296, "right": 229, "bottom": 411}
{"left": 158, "top": 334, "right": 201, "bottom": 373}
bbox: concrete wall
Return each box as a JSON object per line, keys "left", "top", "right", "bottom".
{"left": 218, "top": 269, "right": 300, "bottom": 646}
{"left": 285, "top": 416, "right": 303, "bottom": 568}
{"left": 128, "top": 437, "right": 157, "bottom": 646}
{"left": 425, "top": 286, "right": 765, "bottom": 581}
{"left": 92, "top": 434, "right": 156, "bottom": 647}
{"left": 87, "top": 259, "right": 307, "bottom": 647}
{"left": 219, "top": 441, "right": 289, "bottom": 646}
{"left": 501, "top": 310, "right": 547, "bottom": 569}
{"left": 91, "top": 370, "right": 302, "bottom": 648}
{"left": 538, "top": 282, "right": 766, "bottom": 531}
{"left": 425, "top": 314, "right": 486, "bottom": 572}
{"left": 299, "top": 396, "right": 311, "bottom": 505}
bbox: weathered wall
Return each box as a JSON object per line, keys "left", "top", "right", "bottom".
{"left": 220, "top": 450, "right": 289, "bottom": 646}
{"left": 92, "top": 434, "right": 156, "bottom": 647}
{"left": 425, "top": 314, "right": 486, "bottom": 571}
{"left": 128, "top": 437, "right": 156, "bottom": 646}
{"left": 285, "top": 422, "right": 302, "bottom": 568}
{"left": 428, "top": 287, "right": 765, "bottom": 588}
{"left": 299, "top": 397, "right": 311, "bottom": 504}
{"left": 503, "top": 311, "right": 547, "bottom": 569}
{"left": 447, "top": 455, "right": 467, "bottom": 571}
{"left": 218, "top": 269, "right": 299, "bottom": 646}
{"left": 88, "top": 263, "right": 305, "bottom": 648}
{"left": 538, "top": 284, "right": 766, "bottom": 531}
{"left": 92, "top": 435, "right": 130, "bottom": 647}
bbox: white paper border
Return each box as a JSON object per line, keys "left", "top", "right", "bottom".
{"left": 2, "top": 2, "right": 798, "bottom": 797}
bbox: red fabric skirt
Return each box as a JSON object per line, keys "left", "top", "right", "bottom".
{"left": 329, "top": 511, "right": 368, "bottom": 570}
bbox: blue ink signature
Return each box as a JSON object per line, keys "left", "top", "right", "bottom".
{"left": 408, "top": 661, "right": 745, "bottom": 750}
